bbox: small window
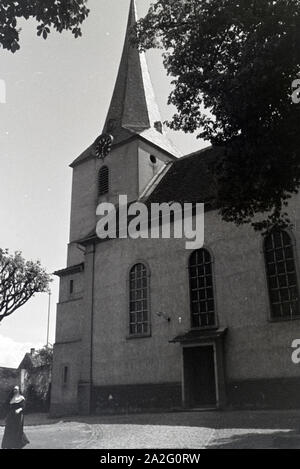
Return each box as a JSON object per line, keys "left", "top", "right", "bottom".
{"left": 189, "top": 249, "right": 216, "bottom": 328}
{"left": 264, "top": 230, "right": 300, "bottom": 320}
{"left": 150, "top": 155, "right": 157, "bottom": 164}
{"left": 129, "top": 263, "right": 149, "bottom": 336}
{"left": 98, "top": 166, "right": 109, "bottom": 196}
{"left": 69, "top": 280, "right": 74, "bottom": 295}
{"left": 62, "top": 366, "right": 69, "bottom": 386}
{"left": 154, "top": 121, "right": 163, "bottom": 134}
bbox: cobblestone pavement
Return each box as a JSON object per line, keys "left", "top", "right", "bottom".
{"left": 1, "top": 410, "right": 300, "bottom": 449}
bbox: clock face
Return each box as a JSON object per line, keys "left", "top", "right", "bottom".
{"left": 95, "top": 134, "right": 114, "bottom": 159}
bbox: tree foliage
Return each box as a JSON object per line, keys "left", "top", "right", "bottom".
{"left": 0, "top": 0, "right": 89, "bottom": 53}
{"left": 134, "top": 0, "right": 300, "bottom": 231}
{"left": 0, "top": 249, "right": 51, "bottom": 323}
{"left": 35, "top": 345, "right": 53, "bottom": 367}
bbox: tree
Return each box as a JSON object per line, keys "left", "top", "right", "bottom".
{"left": 0, "top": 0, "right": 89, "bottom": 53}
{"left": 36, "top": 344, "right": 53, "bottom": 367}
{"left": 23, "top": 345, "right": 53, "bottom": 412}
{"left": 0, "top": 248, "right": 51, "bottom": 323}
{"left": 133, "top": 0, "right": 300, "bottom": 231}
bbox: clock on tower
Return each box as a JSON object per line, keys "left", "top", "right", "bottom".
{"left": 94, "top": 134, "right": 114, "bottom": 160}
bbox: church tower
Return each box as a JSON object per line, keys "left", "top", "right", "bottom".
{"left": 67, "top": 0, "right": 180, "bottom": 267}
{"left": 51, "top": 0, "right": 181, "bottom": 417}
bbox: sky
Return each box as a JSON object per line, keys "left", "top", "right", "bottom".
{"left": 0, "top": 0, "right": 204, "bottom": 368}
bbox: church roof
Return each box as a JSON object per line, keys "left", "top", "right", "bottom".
{"left": 146, "top": 145, "right": 223, "bottom": 208}
{"left": 71, "top": 0, "right": 180, "bottom": 168}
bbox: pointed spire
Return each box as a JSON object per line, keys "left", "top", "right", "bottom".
{"left": 103, "top": 0, "right": 180, "bottom": 157}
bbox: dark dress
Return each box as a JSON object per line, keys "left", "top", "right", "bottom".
{"left": 1, "top": 398, "right": 30, "bottom": 449}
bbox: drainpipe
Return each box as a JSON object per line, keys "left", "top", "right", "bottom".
{"left": 89, "top": 242, "right": 96, "bottom": 414}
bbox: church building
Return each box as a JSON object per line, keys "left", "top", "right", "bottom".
{"left": 50, "top": 0, "right": 300, "bottom": 416}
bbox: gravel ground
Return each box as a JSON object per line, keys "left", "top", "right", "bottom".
{"left": 1, "top": 410, "right": 300, "bottom": 449}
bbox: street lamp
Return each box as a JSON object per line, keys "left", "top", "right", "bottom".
{"left": 46, "top": 290, "right": 51, "bottom": 348}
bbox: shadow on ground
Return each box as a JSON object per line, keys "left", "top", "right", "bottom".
{"left": 209, "top": 429, "right": 300, "bottom": 449}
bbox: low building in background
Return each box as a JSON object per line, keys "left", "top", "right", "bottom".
{"left": 0, "top": 347, "right": 52, "bottom": 416}
{"left": 19, "top": 348, "right": 52, "bottom": 413}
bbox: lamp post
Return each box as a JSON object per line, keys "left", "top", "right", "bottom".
{"left": 46, "top": 291, "right": 51, "bottom": 348}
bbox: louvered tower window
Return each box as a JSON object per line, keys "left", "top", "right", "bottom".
{"left": 98, "top": 166, "right": 109, "bottom": 196}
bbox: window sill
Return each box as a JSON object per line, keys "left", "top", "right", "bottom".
{"left": 126, "top": 333, "right": 152, "bottom": 341}
{"left": 190, "top": 325, "right": 219, "bottom": 332}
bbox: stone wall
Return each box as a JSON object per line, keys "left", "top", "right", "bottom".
{"left": 227, "top": 377, "right": 300, "bottom": 409}
{"left": 92, "top": 383, "right": 182, "bottom": 415}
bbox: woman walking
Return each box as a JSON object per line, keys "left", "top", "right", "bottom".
{"left": 1, "top": 386, "right": 30, "bottom": 449}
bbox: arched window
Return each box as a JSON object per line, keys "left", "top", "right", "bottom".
{"left": 129, "top": 263, "right": 149, "bottom": 336}
{"left": 189, "top": 249, "right": 215, "bottom": 328}
{"left": 264, "top": 230, "right": 299, "bottom": 319}
{"left": 98, "top": 166, "right": 109, "bottom": 196}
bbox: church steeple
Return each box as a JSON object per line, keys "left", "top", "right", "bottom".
{"left": 103, "top": 0, "right": 180, "bottom": 157}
